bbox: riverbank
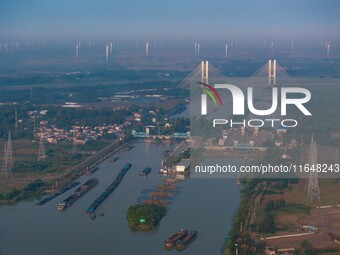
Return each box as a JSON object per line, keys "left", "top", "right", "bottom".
{"left": 0, "top": 137, "right": 130, "bottom": 205}
{"left": 225, "top": 177, "right": 340, "bottom": 254}
{"left": 225, "top": 179, "right": 259, "bottom": 255}
{"left": 225, "top": 176, "right": 278, "bottom": 255}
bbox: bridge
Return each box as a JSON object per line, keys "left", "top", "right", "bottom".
{"left": 131, "top": 131, "right": 190, "bottom": 139}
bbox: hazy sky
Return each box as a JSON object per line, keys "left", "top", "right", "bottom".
{"left": 1, "top": 0, "right": 340, "bottom": 41}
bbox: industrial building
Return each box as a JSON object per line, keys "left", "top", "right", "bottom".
{"left": 175, "top": 159, "right": 190, "bottom": 173}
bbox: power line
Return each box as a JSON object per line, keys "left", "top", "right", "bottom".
{"left": 37, "top": 135, "right": 46, "bottom": 162}
{"left": 1, "top": 131, "right": 14, "bottom": 177}
{"left": 307, "top": 135, "right": 320, "bottom": 204}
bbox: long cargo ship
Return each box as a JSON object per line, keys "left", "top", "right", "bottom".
{"left": 164, "top": 229, "right": 188, "bottom": 249}
{"left": 140, "top": 167, "right": 152, "bottom": 176}
{"left": 57, "top": 178, "right": 98, "bottom": 211}
{"left": 176, "top": 230, "right": 197, "bottom": 250}
{"left": 86, "top": 163, "right": 132, "bottom": 217}
{"left": 36, "top": 181, "right": 81, "bottom": 206}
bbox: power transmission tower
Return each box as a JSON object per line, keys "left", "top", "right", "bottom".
{"left": 72, "top": 140, "right": 77, "bottom": 155}
{"left": 2, "top": 144, "right": 8, "bottom": 177}
{"left": 2, "top": 131, "right": 14, "bottom": 177}
{"left": 37, "top": 135, "right": 46, "bottom": 162}
{"left": 15, "top": 110, "right": 18, "bottom": 130}
{"left": 307, "top": 135, "right": 320, "bottom": 204}
{"left": 300, "top": 134, "right": 304, "bottom": 164}
{"left": 33, "top": 115, "right": 36, "bottom": 138}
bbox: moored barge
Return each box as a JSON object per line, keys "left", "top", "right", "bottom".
{"left": 164, "top": 229, "right": 188, "bottom": 249}
{"left": 57, "top": 178, "right": 98, "bottom": 211}
{"left": 36, "top": 181, "right": 81, "bottom": 206}
{"left": 176, "top": 230, "right": 198, "bottom": 250}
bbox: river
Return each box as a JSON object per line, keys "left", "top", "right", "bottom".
{"left": 0, "top": 140, "right": 241, "bottom": 255}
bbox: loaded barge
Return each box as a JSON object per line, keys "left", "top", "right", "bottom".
{"left": 36, "top": 181, "right": 81, "bottom": 206}
{"left": 57, "top": 178, "right": 98, "bottom": 211}
{"left": 176, "top": 230, "right": 198, "bottom": 250}
{"left": 85, "top": 166, "right": 99, "bottom": 175}
{"left": 86, "top": 163, "right": 132, "bottom": 217}
{"left": 164, "top": 229, "right": 188, "bottom": 249}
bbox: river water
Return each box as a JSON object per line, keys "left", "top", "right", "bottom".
{"left": 0, "top": 140, "right": 240, "bottom": 255}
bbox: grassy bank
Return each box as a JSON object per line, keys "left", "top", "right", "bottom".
{"left": 0, "top": 137, "right": 118, "bottom": 205}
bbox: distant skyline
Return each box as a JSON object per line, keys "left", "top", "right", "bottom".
{"left": 1, "top": 0, "right": 340, "bottom": 41}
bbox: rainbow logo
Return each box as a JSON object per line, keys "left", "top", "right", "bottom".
{"left": 197, "top": 82, "right": 223, "bottom": 106}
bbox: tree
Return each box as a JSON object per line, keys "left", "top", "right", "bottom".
{"left": 258, "top": 214, "right": 276, "bottom": 233}
{"left": 127, "top": 204, "right": 167, "bottom": 231}
{"left": 300, "top": 240, "right": 316, "bottom": 255}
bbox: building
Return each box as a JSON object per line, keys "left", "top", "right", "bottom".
{"left": 265, "top": 247, "right": 295, "bottom": 255}
{"left": 176, "top": 159, "right": 190, "bottom": 173}
{"left": 264, "top": 248, "right": 276, "bottom": 255}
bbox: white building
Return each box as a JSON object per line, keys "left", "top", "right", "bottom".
{"left": 176, "top": 159, "right": 190, "bottom": 173}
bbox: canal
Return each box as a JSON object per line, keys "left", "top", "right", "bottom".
{"left": 0, "top": 140, "right": 241, "bottom": 255}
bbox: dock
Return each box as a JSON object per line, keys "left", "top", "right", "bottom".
{"left": 36, "top": 181, "right": 81, "bottom": 206}
{"left": 143, "top": 200, "right": 168, "bottom": 205}
{"left": 158, "top": 184, "right": 177, "bottom": 190}
{"left": 149, "top": 191, "right": 174, "bottom": 197}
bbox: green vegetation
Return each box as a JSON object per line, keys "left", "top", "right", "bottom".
{"left": 127, "top": 204, "right": 167, "bottom": 231}
{"left": 12, "top": 161, "right": 51, "bottom": 173}
{"left": 44, "top": 107, "right": 131, "bottom": 129}
{"left": 0, "top": 179, "right": 47, "bottom": 204}
{"left": 132, "top": 116, "right": 189, "bottom": 135}
{"left": 226, "top": 179, "right": 260, "bottom": 255}
{"left": 258, "top": 213, "right": 276, "bottom": 234}
{"left": 264, "top": 201, "right": 312, "bottom": 232}
{"left": 272, "top": 203, "right": 311, "bottom": 215}
{"left": 191, "top": 116, "right": 224, "bottom": 137}
{"left": 225, "top": 178, "right": 302, "bottom": 255}
{"left": 0, "top": 103, "right": 35, "bottom": 139}
{"left": 0, "top": 76, "right": 187, "bottom": 104}
{"left": 293, "top": 240, "right": 317, "bottom": 255}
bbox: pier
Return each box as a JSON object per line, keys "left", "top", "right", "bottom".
{"left": 132, "top": 131, "right": 190, "bottom": 140}
{"left": 149, "top": 191, "right": 174, "bottom": 197}
{"left": 53, "top": 137, "right": 129, "bottom": 186}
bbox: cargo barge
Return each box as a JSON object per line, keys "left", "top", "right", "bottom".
{"left": 140, "top": 167, "right": 152, "bottom": 176}
{"left": 124, "top": 144, "right": 134, "bottom": 151}
{"left": 164, "top": 229, "right": 188, "bottom": 249}
{"left": 36, "top": 181, "right": 81, "bottom": 206}
{"left": 86, "top": 163, "right": 132, "bottom": 217}
{"left": 176, "top": 230, "right": 197, "bottom": 250}
{"left": 57, "top": 178, "right": 98, "bottom": 211}
{"left": 85, "top": 166, "right": 99, "bottom": 175}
